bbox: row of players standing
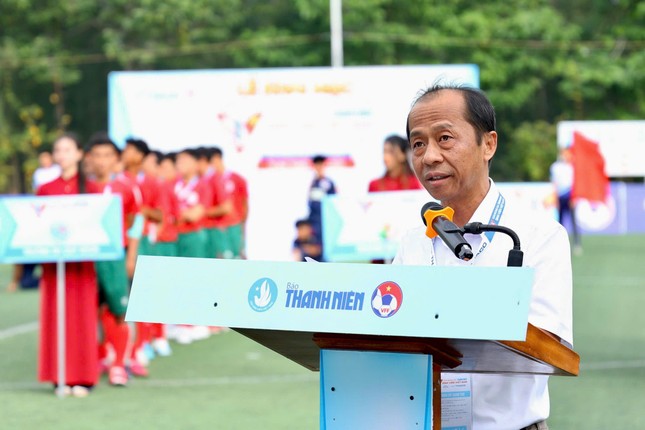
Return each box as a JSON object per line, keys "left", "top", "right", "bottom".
{"left": 37, "top": 132, "right": 247, "bottom": 396}
{"left": 294, "top": 135, "right": 422, "bottom": 262}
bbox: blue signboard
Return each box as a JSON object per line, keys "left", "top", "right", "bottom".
{"left": 0, "top": 194, "right": 124, "bottom": 263}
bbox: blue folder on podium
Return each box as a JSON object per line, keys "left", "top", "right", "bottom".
{"left": 127, "top": 257, "right": 579, "bottom": 429}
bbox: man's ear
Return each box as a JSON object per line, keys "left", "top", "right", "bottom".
{"left": 483, "top": 131, "right": 497, "bottom": 163}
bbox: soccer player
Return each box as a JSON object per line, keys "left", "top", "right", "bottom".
{"left": 211, "top": 147, "right": 249, "bottom": 258}
{"left": 87, "top": 132, "right": 142, "bottom": 386}
{"left": 122, "top": 138, "right": 165, "bottom": 370}
{"left": 174, "top": 148, "right": 210, "bottom": 258}
{"left": 173, "top": 148, "right": 212, "bottom": 343}
{"left": 37, "top": 133, "right": 99, "bottom": 397}
{"left": 198, "top": 147, "right": 233, "bottom": 259}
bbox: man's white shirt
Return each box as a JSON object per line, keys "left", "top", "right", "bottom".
{"left": 393, "top": 179, "right": 573, "bottom": 430}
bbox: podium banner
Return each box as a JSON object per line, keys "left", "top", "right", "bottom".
{"left": 0, "top": 194, "right": 124, "bottom": 263}
{"left": 128, "top": 256, "right": 534, "bottom": 341}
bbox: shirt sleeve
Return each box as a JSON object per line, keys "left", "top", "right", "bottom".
{"left": 525, "top": 222, "right": 574, "bottom": 346}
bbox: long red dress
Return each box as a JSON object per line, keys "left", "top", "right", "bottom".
{"left": 37, "top": 175, "right": 99, "bottom": 386}
{"left": 368, "top": 173, "right": 423, "bottom": 192}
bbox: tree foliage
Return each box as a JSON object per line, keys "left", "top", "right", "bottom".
{"left": 1, "top": 0, "right": 643, "bottom": 191}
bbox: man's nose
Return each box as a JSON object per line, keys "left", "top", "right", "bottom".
{"left": 422, "top": 142, "right": 443, "bottom": 165}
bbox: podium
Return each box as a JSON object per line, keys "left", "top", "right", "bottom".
{"left": 127, "top": 256, "right": 579, "bottom": 429}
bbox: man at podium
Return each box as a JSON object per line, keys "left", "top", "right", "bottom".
{"left": 394, "top": 84, "right": 573, "bottom": 430}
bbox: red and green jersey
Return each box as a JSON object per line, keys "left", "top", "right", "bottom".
{"left": 94, "top": 174, "right": 142, "bottom": 246}
{"left": 174, "top": 176, "right": 210, "bottom": 234}
{"left": 157, "top": 179, "right": 180, "bottom": 243}
{"left": 124, "top": 171, "right": 160, "bottom": 235}
{"left": 202, "top": 171, "right": 232, "bottom": 229}
{"left": 223, "top": 171, "right": 248, "bottom": 226}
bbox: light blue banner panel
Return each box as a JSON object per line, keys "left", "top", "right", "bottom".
{"left": 0, "top": 194, "right": 124, "bottom": 263}
{"left": 320, "top": 349, "right": 433, "bottom": 429}
{"left": 127, "top": 257, "right": 534, "bottom": 341}
{"left": 321, "top": 183, "right": 564, "bottom": 262}
{"left": 322, "top": 190, "right": 430, "bottom": 262}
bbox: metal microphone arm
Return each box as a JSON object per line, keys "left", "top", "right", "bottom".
{"left": 462, "top": 222, "right": 524, "bottom": 267}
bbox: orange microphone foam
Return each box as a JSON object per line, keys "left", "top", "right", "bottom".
{"left": 423, "top": 206, "right": 455, "bottom": 239}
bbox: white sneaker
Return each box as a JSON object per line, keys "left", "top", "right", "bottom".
{"left": 165, "top": 325, "right": 179, "bottom": 341}
{"left": 152, "top": 338, "right": 173, "bottom": 357}
{"left": 191, "top": 326, "right": 211, "bottom": 341}
{"left": 71, "top": 385, "right": 90, "bottom": 398}
{"left": 135, "top": 347, "right": 150, "bottom": 366}
{"left": 175, "top": 326, "right": 193, "bottom": 345}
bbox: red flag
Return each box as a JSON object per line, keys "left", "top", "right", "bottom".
{"left": 571, "top": 131, "right": 609, "bottom": 203}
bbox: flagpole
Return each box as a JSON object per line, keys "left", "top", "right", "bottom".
{"left": 330, "top": 0, "right": 344, "bottom": 68}
{"left": 56, "top": 260, "right": 67, "bottom": 398}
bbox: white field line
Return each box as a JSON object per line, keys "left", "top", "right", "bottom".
{"left": 0, "top": 373, "right": 318, "bottom": 391}
{"left": 0, "top": 321, "right": 38, "bottom": 341}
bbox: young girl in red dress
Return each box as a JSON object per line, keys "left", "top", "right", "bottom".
{"left": 368, "top": 135, "right": 422, "bottom": 192}
{"left": 37, "top": 133, "right": 99, "bottom": 397}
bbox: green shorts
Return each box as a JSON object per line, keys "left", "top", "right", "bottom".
{"left": 226, "top": 224, "right": 244, "bottom": 258}
{"left": 96, "top": 258, "right": 129, "bottom": 317}
{"left": 177, "top": 230, "right": 208, "bottom": 258}
{"left": 206, "top": 228, "right": 228, "bottom": 259}
{"left": 138, "top": 235, "right": 155, "bottom": 256}
{"left": 155, "top": 241, "right": 178, "bottom": 257}
{"left": 139, "top": 236, "right": 178, "bottom": 258}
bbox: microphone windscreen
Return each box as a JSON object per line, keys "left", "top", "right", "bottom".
{"left": 420, "top": 201, "right": 444, "bottom": 226}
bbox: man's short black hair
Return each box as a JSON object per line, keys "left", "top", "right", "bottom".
{"left": 87, "top": 131, "right": 121, "bottom": 154}
{"left": 312, "top": 155, "right": 327, "bottom": 164}
{"left": 178, "top": 148, "right": 199, "bottom": 159}
{"left": 211, "top": 147, "right": 223, "bottom": 159}
{"left": 125, "top": 137, "right": 150, "bottom": 156}
{"left": 161, "top": 152, "right": 176, "bottom": 163}
{"left": 148, "top": 150, "right": 163, "bottom": 164}
{"left": 195, "top": 146, "right": 213, "bottom": 161}
{"left": 406, "top": 84, "right": 496, "bottom": 145}
{"left": 295, "top": 219, "right": 312, "bottom": 228}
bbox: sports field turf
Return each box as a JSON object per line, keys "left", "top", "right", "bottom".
{"left": 1, "top": 234, "right": 644, "bottom": 429}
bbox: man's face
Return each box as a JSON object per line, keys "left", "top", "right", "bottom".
{"left": 197, "top": 157, "right": 210, "bottom": 176}
{"left": 142, "top": 153, "right": 158, "bottom": 176}
{"left": 159, "top": 159, "right": 176, "bottom": 181}
{"left": 408, "top": 90, "right": 496, "bottom": 209}
{"left": 176, "top": 153, "right": 197, "bottom": 178}
{"left": 122, "top": 144, "right": 143, "bottom": 166}
{"left": 90, "top": 144, "right": 119, "bottom": 178}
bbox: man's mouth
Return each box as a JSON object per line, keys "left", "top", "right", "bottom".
{"left": 426, "top": 174, "right": 450, "bottom": 182}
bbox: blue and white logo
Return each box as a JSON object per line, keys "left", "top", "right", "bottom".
{"left": 248, "top": 278, "right": 278, "bottom": 312}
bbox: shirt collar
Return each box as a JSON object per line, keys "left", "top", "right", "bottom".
{"left": 461, "top": 178, "right": 500, "bottom": 251}
{"left": 467, "top": 178, "right": 499, "bottom": 225}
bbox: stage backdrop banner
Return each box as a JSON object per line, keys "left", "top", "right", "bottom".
{"left": 108, "top": 65, "right": 479, "bottom": 261}
{"left": 0, "top": 194, "right": 124, "bottom": 263}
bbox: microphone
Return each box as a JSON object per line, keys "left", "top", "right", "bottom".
{"left": 421, "top": 202, "right": 474, "bottom": 261}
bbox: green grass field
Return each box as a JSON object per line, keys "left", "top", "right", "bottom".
{"left": 1, "top": 235, "right": 644, "bottom": 429}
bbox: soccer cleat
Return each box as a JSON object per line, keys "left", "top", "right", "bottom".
{"left": 151, "top": 338, "right": 172, "bottom": 357}
{"left": 98, "top": 360, "right": 110, "bottom": 377}
{"left": 128, "top": 361, "right": 149, "bottom": 378}
{"left": 108, "top": 366, "right": 129, "bottom": 386}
